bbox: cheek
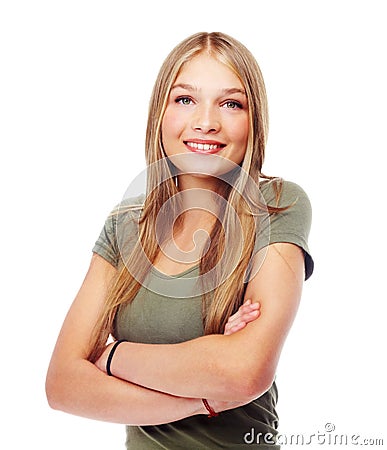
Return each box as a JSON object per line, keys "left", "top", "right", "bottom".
{"left": 228, "top": 115, "right": 249, "bottom": 147}
{"left": 239, "top": 118, "right": 250, "bottom": 144}
{"left": 225, "top": 116, "right": 249, "bottom": 165}
{"left": 161, "top": 108, "right": 184, "bottom": 142}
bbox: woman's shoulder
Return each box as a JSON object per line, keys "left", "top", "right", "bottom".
{"left": 99, "top": 193, "right": 145, "bottom": 243}
{"left": 109, "top": 193, "right": 145, "bottom": 238}
{"left": 110, "top": 193, "right": 145, "bottom": 218}
{"left": 259, "top": 178, "right": 311, "bottom": 209}
{"left": 92, "top": 194, "right": 145, "bottom": 268}
{"left": 258, "top": 177, "right": 314, "bottom": 279}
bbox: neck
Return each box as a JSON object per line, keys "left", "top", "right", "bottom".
{"left": 176, "top": 173, "right": 220, "bottom": 192}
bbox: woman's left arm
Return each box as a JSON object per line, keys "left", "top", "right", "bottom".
{"left": 97, "top": 242, "right": 304, "bottom": 402}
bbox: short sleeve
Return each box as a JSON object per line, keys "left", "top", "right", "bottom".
{"left": 92, "top": 211, "right": 120, "bottom": 268}
{"left": 259, "top": 180, "right": 314, "bottom": 280}
{"left": 92, "top": 195, "right": 145, "bottom": 268}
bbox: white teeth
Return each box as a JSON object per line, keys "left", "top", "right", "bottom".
{"left": 186, "top": 142, "right": 222, "bottom": 151}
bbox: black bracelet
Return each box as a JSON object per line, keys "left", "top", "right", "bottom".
{"left": 106, "top": 339, "right": 127, "bottom": 376}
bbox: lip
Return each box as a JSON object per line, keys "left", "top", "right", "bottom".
{"left": 183, "top": 139, "right": 226, "bottom": 154}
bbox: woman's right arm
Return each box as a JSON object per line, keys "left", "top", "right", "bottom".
{"left": 45, "top": 253, "right": 209, "bottom": 425}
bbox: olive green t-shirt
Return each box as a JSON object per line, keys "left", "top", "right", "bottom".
{"left": 92, "top": 180, "right": 313, "bottom": 449}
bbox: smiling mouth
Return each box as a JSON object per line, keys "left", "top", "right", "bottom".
{"left": 184, "top": 141, "right": 226, "bottom": 154}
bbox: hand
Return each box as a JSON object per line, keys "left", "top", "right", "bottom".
{"left": 223, "top": 299, "right": 261, "bottom": 335}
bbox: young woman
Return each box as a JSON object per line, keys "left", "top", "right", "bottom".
{"left": 46, "top": 32, "right": 313, "bottom": 449}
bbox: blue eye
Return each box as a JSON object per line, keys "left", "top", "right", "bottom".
{"left": 176, "top": 97, "right": 193, "bottom": 105}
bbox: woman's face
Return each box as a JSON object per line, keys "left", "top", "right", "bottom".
{"left": 161, "top": 53, "right": 249, "bottom": 180}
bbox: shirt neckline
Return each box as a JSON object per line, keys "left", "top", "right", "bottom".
{"left": 150, "top": 263, "right": 200, "bottom": 279}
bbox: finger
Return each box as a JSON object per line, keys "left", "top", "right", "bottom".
{"left": 224, "top": 318, "right": 245, "bottom": 333}
{"left": 233, "top": 308, "right": 260, "bottom": 328}
{"left": 233, "top": 301, "right": 260, "bottom": 322}
{"left": 224, "top": 308, "right": 260, "bottom": 334}
{"left": 226, "top": 305, "right": 258, "bottom": 329}
{"left": 225, "top": 301, "right": 261, "bottom": 330}
{"left": 243, "top": 308, "right": 260, "bottom": 323}
{"left": 247, "top": 301, "right": 260, "bottom": 310}
{"left": 226, "top": 304, "right": 247, "bottom": 326}
{"left": 224, "top": 321, "right": 246, "bottom": 335}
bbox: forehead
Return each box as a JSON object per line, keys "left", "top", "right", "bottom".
{"left": 174, "top": 53, "right": 245, "bottom": 91}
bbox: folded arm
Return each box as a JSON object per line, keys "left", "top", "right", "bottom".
{"left": 97, "top": 243, "right": 304, "bottom": 402}
{"left": 46, "top": 254, "right": 210, "bottom": 425}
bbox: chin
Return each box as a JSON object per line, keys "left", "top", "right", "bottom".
{"left": 167, "top": 152, "right": 240, "bottom": 179}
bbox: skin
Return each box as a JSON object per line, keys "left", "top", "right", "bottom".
{"left": 93, "top": 54, "right": 304, "bottom": 403}
{"left": 161, "top": 52, "right": 249, "bottom": 194}
{"left": 155, "top": 52, "right": 250, "bottom": 275}
{"left": 95, "top": 243, "right": 303, "bottom": 402}
{"left": 46, "top": 53, "right": 305, "bottom": 423}
{"left": 46, "top": 254, "right": 260, "bottom": 424}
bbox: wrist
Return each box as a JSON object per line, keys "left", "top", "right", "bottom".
{"left": 106, "top": 340, "right": 128, "bottom": 376}
{"left": 192, "top": 398, "right": 207, "bottom": 416}
{"left": 201, "top": 398, "right": 219, "bottom": 417}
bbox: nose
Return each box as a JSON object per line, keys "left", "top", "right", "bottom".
{"left": 191, "top": 103, "right": 220, "bottom": 134}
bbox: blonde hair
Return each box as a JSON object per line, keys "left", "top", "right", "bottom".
{"left": 88, "top": 32, "right": 283, "bottom": 362}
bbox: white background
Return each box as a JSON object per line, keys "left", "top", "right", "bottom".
{"left": 1, "top": 0, "right": 386, "bottom": 448}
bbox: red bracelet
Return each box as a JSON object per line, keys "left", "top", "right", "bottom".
{"left": 202, "top": 398, "right": 219, "bottom": 418}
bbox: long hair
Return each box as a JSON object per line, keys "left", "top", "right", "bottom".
{"left": 88, "top": 32, "right": 284, "bottom": 362}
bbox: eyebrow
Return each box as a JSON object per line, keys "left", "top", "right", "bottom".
{"left": 171, "top": 83, "right": 246, "bottom": 96}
